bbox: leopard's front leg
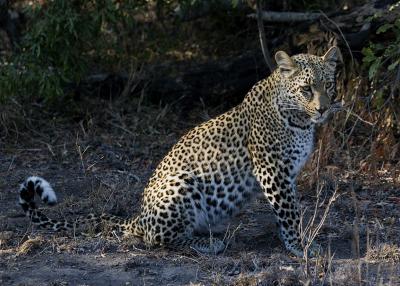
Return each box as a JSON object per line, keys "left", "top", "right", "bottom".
{"left": 252, "top": 164, "right": 304, "bottom": 257}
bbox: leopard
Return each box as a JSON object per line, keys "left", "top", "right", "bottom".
{"left": 18, "top": 46, "right": 342, "bottom": 257}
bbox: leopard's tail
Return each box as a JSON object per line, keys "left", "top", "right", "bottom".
{"left": 18, "top": 176, "right": 144, "bottom": 236}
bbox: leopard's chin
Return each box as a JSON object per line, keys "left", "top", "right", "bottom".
{"left": 310, "top": 112, "right": 331, "bottom": 124}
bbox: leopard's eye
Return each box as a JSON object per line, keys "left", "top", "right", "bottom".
{"left": 325, "top": 82, "right": 334, "bottom": 89}
{"left": 301, "top": 85, "right": 312, "bottom": 93}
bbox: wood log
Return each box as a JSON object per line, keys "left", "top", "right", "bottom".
{"left": 248, "top": 11, "right": 321, "bottom": 22}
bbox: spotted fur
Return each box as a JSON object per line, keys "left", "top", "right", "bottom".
{"left": 19, "top": 47, "right": 342, "bottom": 256}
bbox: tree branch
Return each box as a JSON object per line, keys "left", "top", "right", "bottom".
{"left": 256, "top": 0, "right": 275, "bottom": 72}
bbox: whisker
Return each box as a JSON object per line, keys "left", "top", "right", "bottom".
{"left": 279, "top": 104, "right": 304, "bottom": 109}
{"left": 280, "top": 105, "right": 301, "bottom": 109}
{"left": 277, "top": 102, "right": 301, "bottom": 107}
{"left": 278, "top": 101, "right": 297, "bottom": 105}
{"left": 277, "top": 100, "right": 305, "bottom": 113}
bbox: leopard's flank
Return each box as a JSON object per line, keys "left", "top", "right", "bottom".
{"left": 19, "top": 47, "right": 342, "bottom": 257}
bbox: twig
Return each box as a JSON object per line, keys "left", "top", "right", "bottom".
{"left": 255, "top": 0, "right": 275, "bottom": 72}
{"left": 121, "top": 63, "right": 142, "bottom": 99}
{"left": 390, "top": 58, "right": 400, "bottom": 98}
{"left": 108, "top": 121, "right": 136, "bottom": 136}
{"left": 221, "top": 223, "right": 242, "bottom": 255}
{"left": 75, "top": 133, "right": 90, "bottom": 174}
{"left": 319, "top": 10, "right": 354, "bottom": 68}
{"left": 300, "top": 139, "right": 339, "bottom": 279}
{"left": 348, "top": 111, "right": 375, "bottom": 126}
{"left": 7, "top": 155, "right": 15, "bottom": 172}
{"left": 340, "top": 100, "right": 358, "bottom": 150}
{"left": 350, "top": 185, "right": 362, "bottom": 285}
{"left": 300, "top": 141, "right": 323, "bottom": 277}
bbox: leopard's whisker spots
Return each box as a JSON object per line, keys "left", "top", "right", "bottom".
{"left": 277, "top": 102, "right": 304, "bottom": 110}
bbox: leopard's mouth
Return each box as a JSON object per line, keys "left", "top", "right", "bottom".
{"left": 310, "top": 101, "right": 344, "bottom": 124}
{"left": 310, "top": 110, "right": 331, "bottom": 123}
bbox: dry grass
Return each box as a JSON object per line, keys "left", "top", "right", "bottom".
{"left": 0, "top": 231, "right": 13, "bottom": 247}
{"left": 366, "top": 244, "right": 400, "bottom": 262}
{"left": 17, "top": 236, "right": 46, "bottom": 256}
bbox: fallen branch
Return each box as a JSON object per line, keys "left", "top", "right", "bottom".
{"left": 248, "top": 11, "right": 321, "bottom": 22}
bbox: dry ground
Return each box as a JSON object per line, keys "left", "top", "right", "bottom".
{"left": 0, "top": 99, "right": 399, "bottom": 285}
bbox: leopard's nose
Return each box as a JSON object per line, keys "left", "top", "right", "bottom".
{"left": 316, "top": 107, "right": 328, "bottom": 114}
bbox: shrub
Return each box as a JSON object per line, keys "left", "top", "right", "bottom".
{"left": 360, "top": 3, "right": 400, "bottom": 161}
{"left": 362, "top": 5, "right": 400, "bottom": 108}
{"left": 0, "top": 0, "right": 141, "bottom": 102}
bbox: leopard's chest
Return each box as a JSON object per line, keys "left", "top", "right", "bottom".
{"left": 283, "top": 129, "right": 314, "bottom": 177}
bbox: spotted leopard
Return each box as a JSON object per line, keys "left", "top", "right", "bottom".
{"left": 19, "top": 47, "right": 342, "bottom": 257}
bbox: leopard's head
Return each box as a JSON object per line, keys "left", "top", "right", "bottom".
{"left": 274, "top": 46, "right": 342, "bottom": 124}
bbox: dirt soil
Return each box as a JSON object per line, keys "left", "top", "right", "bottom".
{"left": 0, "top": 99, "right": 400, "bottom": 285}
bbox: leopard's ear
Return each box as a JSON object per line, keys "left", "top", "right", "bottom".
{"left": 323, "top": 46, "right": 342, "bottom": 71}
{"left": 275, "top": 51, "right": 298, "bottom": 78}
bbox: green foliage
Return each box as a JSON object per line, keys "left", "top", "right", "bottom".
{"left": 361, "top": 6, "right": 400, "bottom": 109}
{"left": 0, "top": 0, "right": 258, "bottom": 104}
{"left": 0, "top": 0, "right": 142, "bottom": 102}
{"left": 362, "top": 18, "right": 400, "bottom": 81}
